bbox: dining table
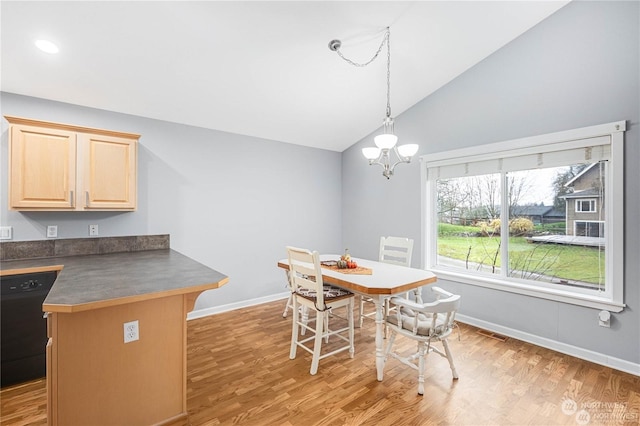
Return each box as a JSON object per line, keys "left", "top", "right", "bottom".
{"left": 277, "top": 254, "right": 437, "bottom": 381}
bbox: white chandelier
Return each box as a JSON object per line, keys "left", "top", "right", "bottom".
{"left": 329, "top": 27, "right": 419, "bottom": 179}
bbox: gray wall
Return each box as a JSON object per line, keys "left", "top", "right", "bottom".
{"left": 0, "top": 93, "right": 343, "bottom": 308}
{"left": 343, "top": 1, "right": 639, "bottom": 365}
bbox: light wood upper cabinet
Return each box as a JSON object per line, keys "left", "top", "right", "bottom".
{"left": 80, "top": 133, "right": 137, "bottom": 210}
{"left": 9, "top": 123, "right": 77, "bottom": 209}
{"left": 6, "top": 116, "right": 138, "bottom": 211}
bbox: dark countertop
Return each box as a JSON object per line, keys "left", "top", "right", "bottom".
{"left": 1, "top": 249, "right": 229, "bottom": 313}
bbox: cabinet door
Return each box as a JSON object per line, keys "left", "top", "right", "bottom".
{"left": 80, "top": 133, "right": 137, "bottom": 210}
{"left": 9, "top": 125, "right": 76, "bottom": 209}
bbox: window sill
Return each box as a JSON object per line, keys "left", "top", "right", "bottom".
{"left": 429, "top": 267, "right": 625, "bottom": 313}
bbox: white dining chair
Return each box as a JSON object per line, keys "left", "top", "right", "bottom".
{"left": 283, "top": 269, "right": 329, "bottom": 341}
{"left": 287, "top": 246, "right": 355, "bottom": 375}
{"left": 384, "top": 286, "right": 461, "bottom": 395}
{"left": 359, "top": 236, "right": 414, "bottom": 329}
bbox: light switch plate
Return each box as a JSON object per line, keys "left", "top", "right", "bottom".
{"left": 0, "top": 226, "right": 12, "bottom": 240}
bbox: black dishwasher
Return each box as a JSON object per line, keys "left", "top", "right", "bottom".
{"left": 1, "top": 271, "right": 57, "bottom": 387}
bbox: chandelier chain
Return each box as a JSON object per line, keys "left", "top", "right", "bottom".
{"left": 334, "top": 27, "right": 391, "bottom": 118}
{"left": 386, "top": 28, "right": 391, "bottom": 118}
{"left": 334, "top": 28, "right": 389, "bottom": 68}
{"left": 329, "top": 26, "right": 417, "bottom": 179}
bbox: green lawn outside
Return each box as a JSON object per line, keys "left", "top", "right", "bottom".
{"left": 437, "top": 223, "right": 605, "bottom": 285}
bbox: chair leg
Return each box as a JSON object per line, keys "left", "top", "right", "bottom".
{"left": 442, "top": 339, "right": 459, "bottom": 380}
{"left": 383, "top": 299, "right": 390, "bottom": 338}
{"left": 417, "top": 341, "right": 427, "bottom": 396}
{"left": 301, "top": 306, "right": 308, "bottom": 336}
{"left": 282, "top": 294, "right": 292, "bottom": 318}
{"left": 348, "top": 300, "right": 355, "bottom": 358}
{"left": 310, "top": 311, "right": 324, "bottom": 375}
{"left": 324, "top": 311, "right": 329, "bottom": 343}
{"left": 283, "top": 271, "right": 292, "bottom": 318}
{"left": 358, "top": 296, "right": 365, "bottom": 328}
{"left": 384, "top": 329, "right": 396, "bottom": 362}
{"left": 412, "top": 288, "right": 423, "bottom": 304}
{"left": 289, "top": 298, "right": 299, "bottom": 360}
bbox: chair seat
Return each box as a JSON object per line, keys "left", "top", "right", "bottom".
{"left": 386, "top": 307, "right": 448, "bottom": 337}
{"left": 295, "top": 284, "right": 353, "bottom": 302}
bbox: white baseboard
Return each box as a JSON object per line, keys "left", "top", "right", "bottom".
{"left": 187, "top": 291, "right": 289, "bottom": 321}
{"left": 456, "top": 313, "right": 640, "bottom": 377}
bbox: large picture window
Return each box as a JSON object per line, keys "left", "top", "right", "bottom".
{"left": 421, "top": 122, "right": 625, "bottom": 311}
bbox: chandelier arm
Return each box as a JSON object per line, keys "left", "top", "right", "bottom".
{"left": 388, "top": 158, "right": 412, "bottom": 173}
{"left": 393, "top": 145, "right": 413, "bottom": 162}
{"left": 369, "top": 151, "right": 389, "bottom": 168}
{"left": 388, "top": 146, "right": 413, "bottom": 174}
{"left": 367, "top": 149, "right": 387, "bottom": 166}
{"left": 365, "top": 149, "right": 395, "bottom": 179}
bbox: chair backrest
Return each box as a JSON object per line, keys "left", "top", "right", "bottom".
{"left": 418, "top": 287, "right": 460, "bottom": 338}
{"left": 286, "top": 246, "right": 325, "bottom": 306}
{"left": 379, "top": 236, "right": 414, "bottom": 267}
{"left": 390, "top": 286, "right": 460, "bottom": 338}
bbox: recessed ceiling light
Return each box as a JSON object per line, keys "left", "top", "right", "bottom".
{"left": 35, "top": 39, "right": 59, "bottom": 54}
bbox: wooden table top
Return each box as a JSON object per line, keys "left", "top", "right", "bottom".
{"left": 278, "top": 255, "right": 437, "bottom": 296}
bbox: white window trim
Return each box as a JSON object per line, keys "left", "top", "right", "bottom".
{"left": 575, "top": 199, "right": 597, "bottom": 213}
{"left": 420, "top": 121, "right": 626, "bottom": 312}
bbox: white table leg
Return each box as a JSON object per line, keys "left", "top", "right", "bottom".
{"left": 374, "top": 297, "right": 385, "bottom": 381}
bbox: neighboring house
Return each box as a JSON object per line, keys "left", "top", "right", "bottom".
{"left": 510, "top": 205, "right": 565, "bottom": 225}
{"left": 451, "top": 205, "right": 565, "bottom": 225}
{"left": 447, "top": 204, "right": 564, "bottom": 227}
{"left": 561, "top": 163, "right": 605, "bottom": 237}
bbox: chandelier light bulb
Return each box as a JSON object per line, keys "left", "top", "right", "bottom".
{"left": 397, "top": 144, "right": 419, "bottom": 158}
{"left": 362, "top": 147, "right": 381, "bottom": 160}
{"left": 374, "top": 133, "right": 398, "bottom": 150}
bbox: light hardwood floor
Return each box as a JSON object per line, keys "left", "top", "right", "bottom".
{"left": 2, "top": 300, "right": 639, "bottom": 425}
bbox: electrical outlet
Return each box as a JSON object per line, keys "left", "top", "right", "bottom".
{"left": 598, "top": 310, "right": 611, "bottom": 328}
{"left": 47, "top": 225, "right": 58, "bottom": 238}
{"left": 0, "top": 226, "right": 12, "bottom": 240}
{"left": 89, "top": 224, "right": 99, "bottom": 236}
{"left": 123, "top": 320, "right": 139, "bottom": 343}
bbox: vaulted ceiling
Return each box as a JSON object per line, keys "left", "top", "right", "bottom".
{"left": 1, "top": 1, "right": 569, "bottom": 152}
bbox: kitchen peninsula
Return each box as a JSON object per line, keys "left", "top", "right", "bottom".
{"left": 1, "top": 236, "right": 228, "bottom": 426}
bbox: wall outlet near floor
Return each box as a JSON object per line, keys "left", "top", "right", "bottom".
{"left": 89, "top": 224, "right": 99, "bottom": 236}
{"left": 124, "top": 320, "right": 139, "bottom": 343}
{"left": 0, "top": 226, "right": 12, "bottom": 240}
{"left": 47, "top": 225, "right": 58, "bottom": 238}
